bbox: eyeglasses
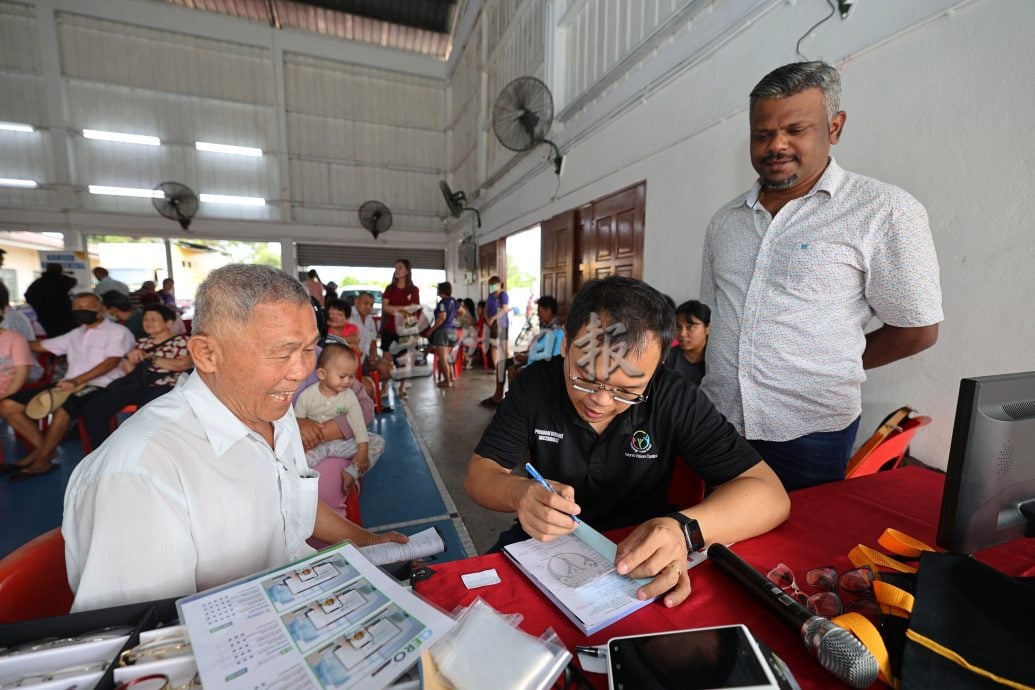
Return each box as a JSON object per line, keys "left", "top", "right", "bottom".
{"left": 767, "top": 563, "right": 882, "bottom": 626}
{"left": 568, "top": 373, "right": 648, "bottom": 405}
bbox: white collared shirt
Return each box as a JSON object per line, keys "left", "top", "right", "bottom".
{"left": 700, "top": 158, "right": 943, "bottom": 441}
{"left": 63, "top": 372, "right": 319, "bottom": 612}
{"left": 350, "top": 311, "right": 378, "bottom": 356}
{"left": 42, "top": 318, "right": 135, "bottom": 386}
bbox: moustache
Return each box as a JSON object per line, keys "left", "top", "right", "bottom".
{"left": 762, "top": 153, "right": 798, "bottom": 164}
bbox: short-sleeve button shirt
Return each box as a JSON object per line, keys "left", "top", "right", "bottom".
{"left": 43, "top": 318, "right": 136, "bottom": 387}
{"left": 474, "top": 357, "right": 761, "bottom": 532}
{"left": 700, "top": 158, "right": 943, "bottom": 441}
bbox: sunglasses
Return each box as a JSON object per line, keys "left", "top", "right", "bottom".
{"left": 767, "top": 563, "right": 882, "bottom": 626}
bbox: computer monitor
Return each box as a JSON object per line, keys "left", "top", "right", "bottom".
{"left": 937, "top": 371, "right": 1035, "bottom": 554}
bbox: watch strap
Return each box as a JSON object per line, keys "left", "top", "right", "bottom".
{"left": 664, "top": 511, "right": 704, "bottom": 552}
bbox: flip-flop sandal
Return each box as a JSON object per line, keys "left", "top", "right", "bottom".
{"left": 10, "top": 465, "right": 60, "bottom": 482}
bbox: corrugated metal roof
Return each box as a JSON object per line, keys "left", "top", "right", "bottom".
{"left": 158, "top": 0, "right": 457, "bottom": 59}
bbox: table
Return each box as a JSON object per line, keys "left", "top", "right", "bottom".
{"left": 414, "top": 467, "right": 1035, "bottom": 689}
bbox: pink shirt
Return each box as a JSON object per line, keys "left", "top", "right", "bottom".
{"left": 43, "top": 318, "right": 136, "bottom": 387}
{"left": 0, "top": 329, "right": 32, "bottom": 394}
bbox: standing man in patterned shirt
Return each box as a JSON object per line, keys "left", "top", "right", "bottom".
{"left": 700, "top": 61, "right": 943, "bottom": 491}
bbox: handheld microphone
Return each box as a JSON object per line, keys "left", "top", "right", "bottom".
{"left": 707, "top": 543, "right": 878, "bottom": 688}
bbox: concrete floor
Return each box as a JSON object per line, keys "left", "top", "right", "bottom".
{"left": 397, "top": 363, "right": 517, "bottom": 554}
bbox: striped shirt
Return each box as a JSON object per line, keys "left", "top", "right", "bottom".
{"left": 700, "top": 158, "right": 943, "bottom": 442}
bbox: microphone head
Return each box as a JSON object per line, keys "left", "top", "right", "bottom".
{"left": 802, "top": 617, "right": 879, "bottom": 689}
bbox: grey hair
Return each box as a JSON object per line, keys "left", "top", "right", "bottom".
{"left": 750, "top": 61, "right": 841, "bottom": 122}
{"left": 192, "top": 264, "right": 310, "bottom": 335}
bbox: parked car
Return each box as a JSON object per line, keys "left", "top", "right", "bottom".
{"left": 336, "top": 286, "right": 383, "bottom": 319}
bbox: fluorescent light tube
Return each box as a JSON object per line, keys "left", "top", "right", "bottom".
{"left": 0, "top": 122, "right": 34, "bottom": 133}
{"left": 88, "top": 185, "right": 163, "bottom": 198}
{"left": 200, "top": 193, "right": 265, "bottom": 206}
{"left": 0, "top": 178, "right": 38, "bottom": 188}
{"left": 195, "top": 141, "right": 263, "bottom": 157}
{"left": 82, "top": 129, "right": 160, "bottom": 146}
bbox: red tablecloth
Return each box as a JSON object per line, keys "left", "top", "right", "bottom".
{"left": 415, "top": 467, "right": 1035, "bottom": 689}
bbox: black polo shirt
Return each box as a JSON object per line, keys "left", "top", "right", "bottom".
{"left": 474, "top": 357, "right": 761, "bottom": 532}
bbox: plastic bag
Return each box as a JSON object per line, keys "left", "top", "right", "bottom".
{"left": 428, "top": 598, "right": 570, "bottom": 690}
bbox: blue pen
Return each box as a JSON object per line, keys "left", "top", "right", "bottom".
{"left": 525, "top": 462, "right": 581, "bottom": 524}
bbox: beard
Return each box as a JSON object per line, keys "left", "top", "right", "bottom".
{"left": 761, "top": 174, "right": 799, "bottom": 190}
{"left": 758, "top": 152, "right": 800, "bottom": 190}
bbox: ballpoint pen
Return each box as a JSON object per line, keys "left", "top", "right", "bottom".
{"left": 524, "top": 462, "right": 581, "bottom": 524}
{"left": 575, "top": 645, "right": 605, "bottom": 658}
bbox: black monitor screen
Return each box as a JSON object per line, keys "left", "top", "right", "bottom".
{"left": 938, "top": 371, "right": 1035, "bottom": 554}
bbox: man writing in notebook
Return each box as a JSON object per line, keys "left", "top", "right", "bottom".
{"left": 465, "top": 276, "right": 789, "bottom": 607}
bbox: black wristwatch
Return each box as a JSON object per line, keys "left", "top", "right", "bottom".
{"left": 664, "top": 512, "right": 704, "bottom": 552}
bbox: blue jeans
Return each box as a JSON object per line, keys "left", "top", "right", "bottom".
{"left": 748, "top": 417, "right": 861, "bottom": 492}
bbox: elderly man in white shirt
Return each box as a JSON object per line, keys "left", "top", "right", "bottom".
{"left": 1, "top": 292, "right": 135, "bottom": 479}
{"left": 349, "top": 291, "right": 393, "bottom": 410}
{"left": 63, "top": 264, "right": 407, "bottom": 612}
{"left": 700, "top": 61, "right": 942, "bottom": 491}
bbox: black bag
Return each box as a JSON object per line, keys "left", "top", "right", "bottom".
{"left": 893, "top": 552, "right": 1035, "bottom": 689}
{"left": 848, "top": 535, "right": 1035, "bottom": 689}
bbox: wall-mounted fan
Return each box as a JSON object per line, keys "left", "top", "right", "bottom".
{"left": 358, "top": 200, "right": 393, "bottom": 239}
{"left": 492, "top": 76, "right": 563, "bottom": 175}
{"left": 439, "top": 180, "right": 481, "bottom": 227}
{"left": 153, "top": 181, "right": 198, "bottom": 231}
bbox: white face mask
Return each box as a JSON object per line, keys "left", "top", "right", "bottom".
{"left": 489, "top": 284, "right": 499, "bottom": 292}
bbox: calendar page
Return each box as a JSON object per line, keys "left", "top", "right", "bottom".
{"left": 177, "top": 543, "right": 455, "bottom": 690}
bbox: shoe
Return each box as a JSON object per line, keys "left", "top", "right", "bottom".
{"left": 480, "top": 397, "right": 501, "bottom": 407}
{"left": 10, "top": 465, "right": 60, "bottom": 482}
{"left": 0, "top": 464, "right": 24, "bottom": 475}
{"left": 378, "top": 405, "right": 394, "bottom": 414}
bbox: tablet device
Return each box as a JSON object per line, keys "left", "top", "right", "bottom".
{"left": 607, "top": 624, "right": 779, "bottom": 690}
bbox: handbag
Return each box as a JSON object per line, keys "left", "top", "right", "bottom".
{"left": 839, "top": 530, "right": 1035, "bottom": 689}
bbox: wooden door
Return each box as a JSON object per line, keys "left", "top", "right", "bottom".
{"left": 540, "top": 210, "right": 575, "bottom": 318}
{"left": 576, "top": 181, "right": 645, "bottom": 287}
{"left": 478, "top": 239, "right": 506, "bottom": 298}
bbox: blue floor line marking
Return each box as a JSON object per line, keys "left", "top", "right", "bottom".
{"left": 359, "top": 403, "right": 448, "bottom": 526}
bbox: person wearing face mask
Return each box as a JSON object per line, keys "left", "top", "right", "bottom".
{"left": 0, "top": 292, "right": 135, "bottom": 479}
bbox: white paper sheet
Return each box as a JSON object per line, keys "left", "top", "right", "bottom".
{"left": 357, "top": 527, "right": 445, "bottom": 566}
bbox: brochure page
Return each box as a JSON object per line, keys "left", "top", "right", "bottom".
{"left": 178, "top": 543, "right": 455, "bottom": 690}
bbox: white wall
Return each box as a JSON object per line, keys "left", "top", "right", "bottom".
{"left": 465, "top": 0, "right": 1035, "bottom": 469}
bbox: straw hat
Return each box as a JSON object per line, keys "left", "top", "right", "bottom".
{"left": 25, "top": 384, "right": 83, "bottom": 420}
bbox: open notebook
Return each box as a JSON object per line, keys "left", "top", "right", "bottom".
{"left": 502, "top": 521, "right": 654, "bottom": 636}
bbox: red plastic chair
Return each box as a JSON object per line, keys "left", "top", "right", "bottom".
{"left": 0, "top": 528, "right": 74, "bottom": 624}
{"left": 845, "top": 415, "right": 932, "bottom": 479}
{"left": 344, "top": 481, "right": 362, "bottom": 525}
{"left": 667, "top": 459, "right": 706, "bottom": 509}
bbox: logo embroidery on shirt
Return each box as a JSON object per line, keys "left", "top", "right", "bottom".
{"left": 625, "top": 429, "right": 659, "bottom": 460}
{"left": 535, "top": 428, "right": 564, "bottom": 444}
{"left": 630, "top": 430, "right": 652, "bottom": 453}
